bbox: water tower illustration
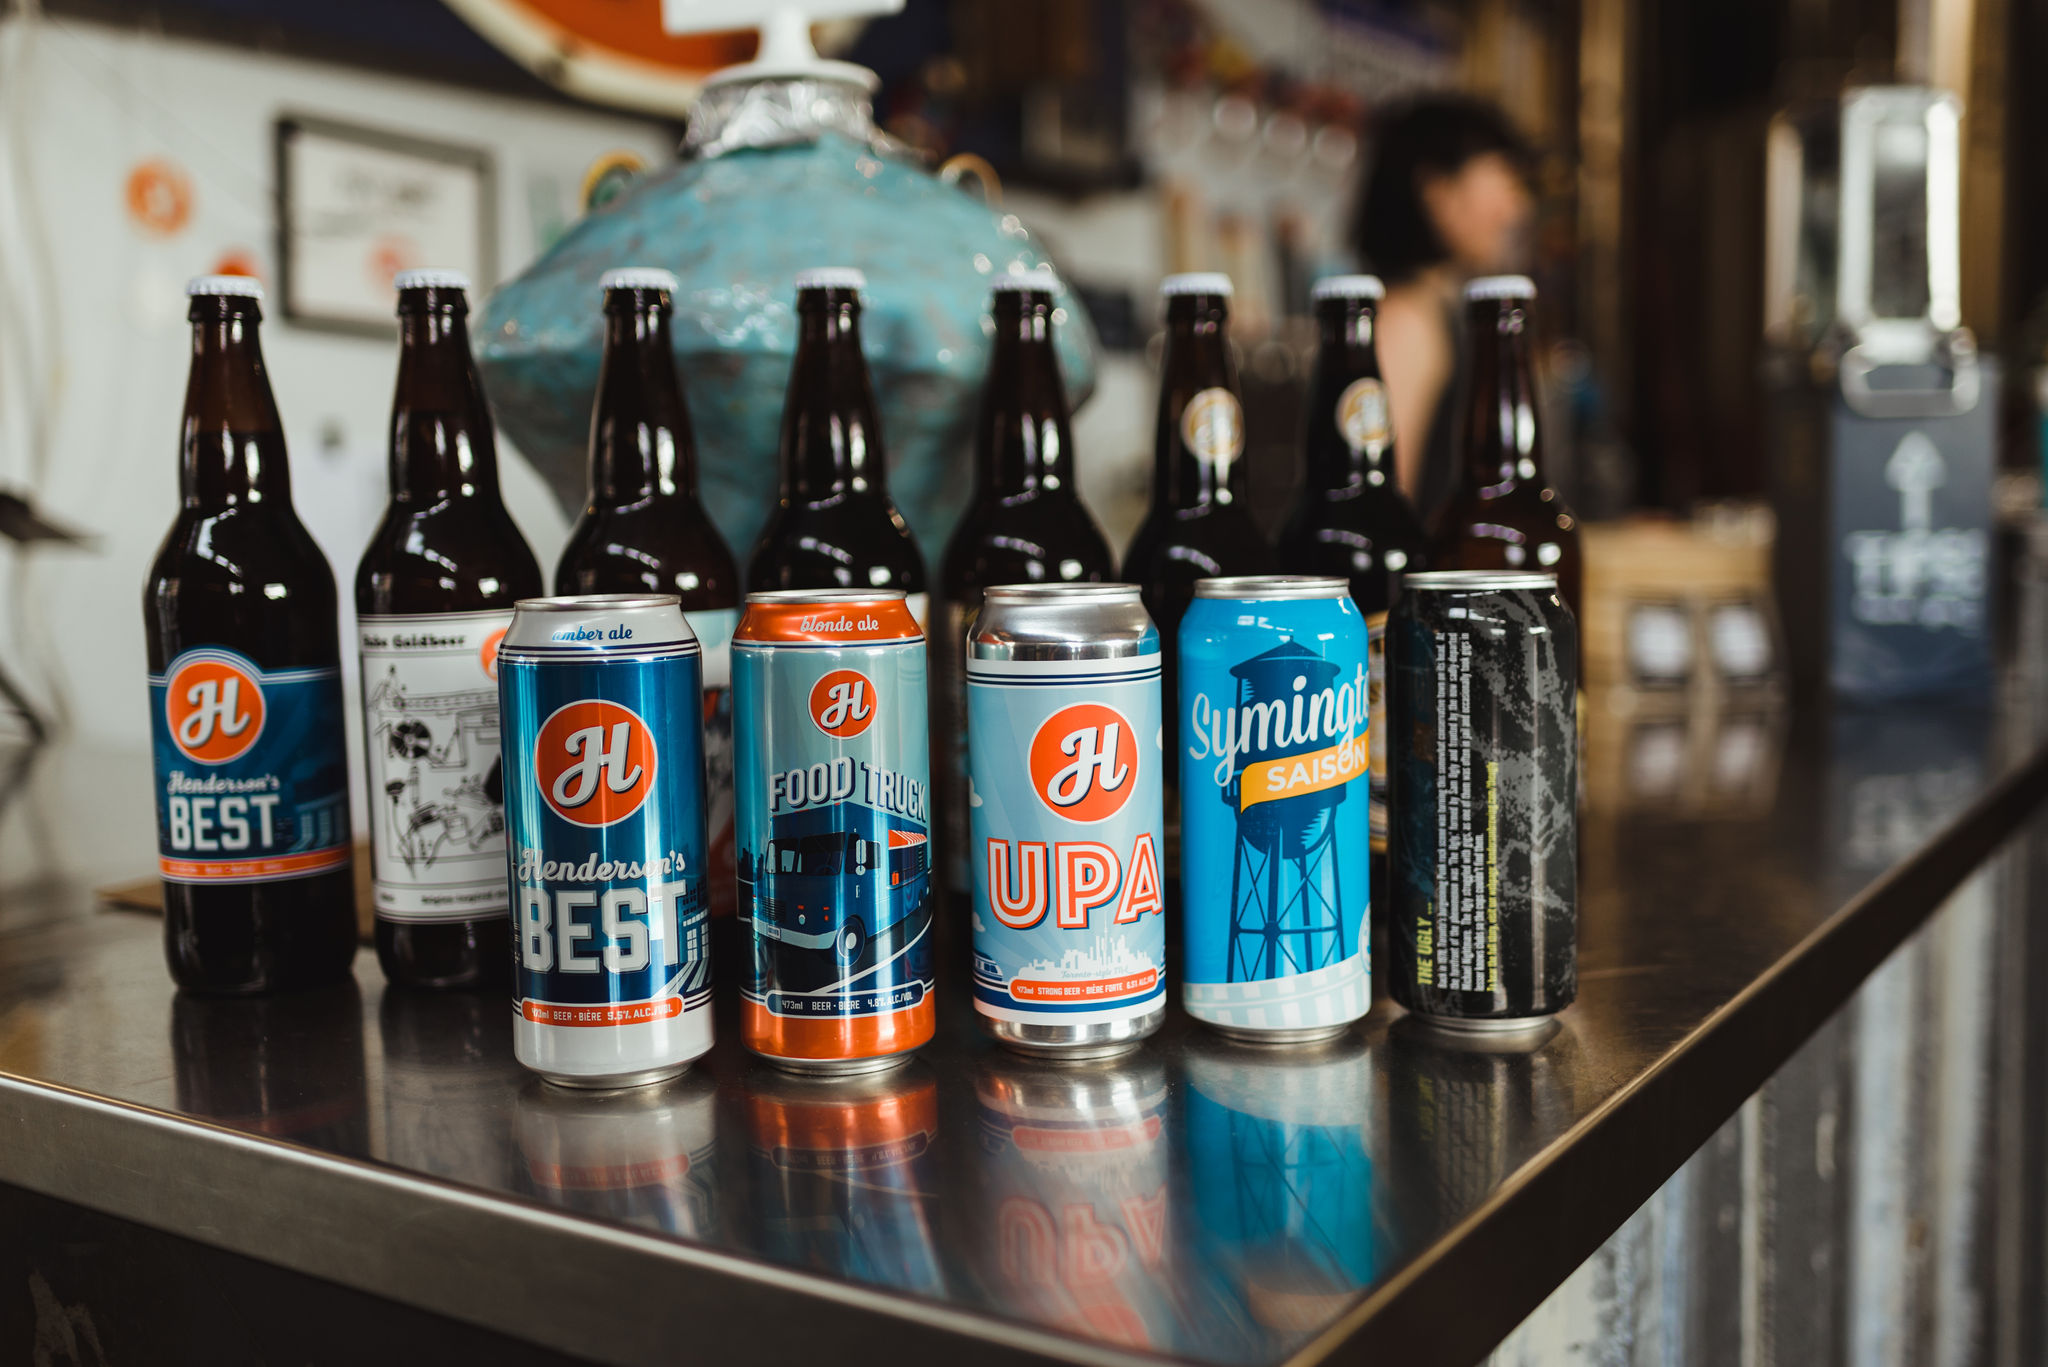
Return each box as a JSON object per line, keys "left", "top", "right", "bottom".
{"left": 1223, "top": 641, "right": 1350, "bottom": 982}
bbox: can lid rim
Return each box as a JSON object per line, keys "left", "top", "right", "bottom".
{"left": 1401, "top": 571, "right": 1559, "bottom": 590}
{"left": 745, "top": 588, "right": 908, "bottom": 605}
{"left": 1192, "top": 575, "right": 1349, "bottom": 600}
{"left": 514, "top": 593, "right": 683, "bottom": 612}
{"left": 983, "top": 582, "right": 1141, "bottom": 603}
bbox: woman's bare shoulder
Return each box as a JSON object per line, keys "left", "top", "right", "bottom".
{"left": 1376, "top": 285, "right": 1451, "bottom": 380}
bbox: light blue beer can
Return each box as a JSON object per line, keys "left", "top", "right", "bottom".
{"left": 1179, "top": 576, "right": 1371, "bottom": 1042}
{"left": 968, "top": 584, "right": 1166, "bottom": 1057}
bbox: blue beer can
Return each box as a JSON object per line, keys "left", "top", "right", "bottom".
{"left": 499, "top": 594, "right": 713, "bottom": 1088}
{"left": 1179, "top": 576, "right": 1371, "bottom": 1042}
{"left": 967, "top": 584, "right": 1166, "bottom": 1057}
{"left": 734, "top": 590, "right": 935, "bottom": 1074}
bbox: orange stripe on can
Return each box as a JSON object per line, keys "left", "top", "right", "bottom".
{"left": 743, "top": 995, "right": 935, "bottom": 1063}
{"left": 522, "top": 996, "right": 686, "bottom": 1026}
{"left": 736, "top": 598, "right": 921, "bottom": 645}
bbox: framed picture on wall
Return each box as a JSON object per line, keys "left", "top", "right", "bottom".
{"left": 276, "top": 116, "right": 495, "bottom": 335}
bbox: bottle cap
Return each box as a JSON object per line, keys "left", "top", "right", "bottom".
{"left": 1465, "top": 274, "right": 1537, "bottom": 301}
{"left": 600, "top": 267, "right": 680, "bottom": 294}
{"left": 393, "top": 269, "right": 472, "bottom": 293}
{"left": 1160, "top": 272, "right": 1233, "bottom": 297}
{"left": 794, "top": 266, "right": 867, "bottom": 293}
{"left": 991, "top": 268, "right": 1060, "bottom": 295}
{"left": 1311, "top": 274, "right": 1385, "bottom": 301}
{"left": 186, "top": 275, "right": 264, "bottom": 299}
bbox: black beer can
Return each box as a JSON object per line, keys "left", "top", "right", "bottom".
{"left": 1387, "top": 571, "right": 1576, "bottom": 1027}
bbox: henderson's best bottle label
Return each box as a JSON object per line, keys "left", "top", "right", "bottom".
{"left": 358, "top": 608, "right": 516, "bottom": 921}
{"left": 150, "top": 647, "right": 351, "bottom": 882}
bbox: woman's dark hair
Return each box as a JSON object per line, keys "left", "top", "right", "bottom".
{"left": 1356, "top": 95, "right": 1533, "bottom": 283}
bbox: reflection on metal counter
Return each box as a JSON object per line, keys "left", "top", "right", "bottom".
{"left": 1379, "top": 1018, "right": 1575, "bottom": 1242}
{"left": 1184, "top": 1036, "right": 1375, "bottom": 1349}
{"left": 381, "top": 988, "right": 522, "bottom": 1188}
{"left": 970, "top": 1053, "right": 1176, "bottom": 1350}
{"left": 171, "top": 984, "right": 368, "bottom": 1154}
{"left": 514, "top": 1074, "right": 720, "bottom": 1238}
{"left": 742, "top": 1062, "right": 946, "bottom": 1296}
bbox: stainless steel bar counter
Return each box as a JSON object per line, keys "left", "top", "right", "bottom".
{"left": 1, "top": 700, "right": 2042, "bottom": 1366}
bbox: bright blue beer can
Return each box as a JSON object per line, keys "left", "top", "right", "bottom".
{"left": 734, "top": 590, "right": 935, "bottom": 1074}
{"left": 499, "top": 594, "right": 713, "bottom": 1088}
{"left": 1179, "top": 576, "right": 1371, "bottom": 1042}
{"left": 968, "top": 584, "right": 1166, "bottom": 1057}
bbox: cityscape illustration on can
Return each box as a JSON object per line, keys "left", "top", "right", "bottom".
{"left": 498, "top": 594, "right": 714, "bottom": 1089}
{"left": 1178, "top": 576, "right": 1372, "bottom": 1042}
{"left": 735, "top": 590, "right": 936, "bottom": 1072}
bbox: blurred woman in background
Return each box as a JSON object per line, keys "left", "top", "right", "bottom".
{"left": 1357, "top": 96, "right": 1535, "bottom": 522}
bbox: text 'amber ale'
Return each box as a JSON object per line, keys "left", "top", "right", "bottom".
{"left": 557, "top": 267, "right": 742, "bottom": 916}
{"left": 934, "top": 269, "right": 1115, "bottom": 894}
{"left": 747, "top": 267, "right": 927, "bottom": 621}
{"left": 145, "top": 276, "right": 356, "bottom": 994}
{"left": 1428, "top": 276, "right": 1581, "bottom": 617}
{"left": 356, "top": 269, "right": 542, "bottom": 990}
{"left": 1123, "top": 272, "right": 1275, "bottom": 775}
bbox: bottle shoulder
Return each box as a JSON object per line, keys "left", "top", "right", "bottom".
{"left": 557, "top": 505, "right": 741, "bottom": 607}
{"left": 941, "top": 495, "right": 1114, "bottom": 591}
{"left": 356, "top": 501, "right": 543, "bottom": 613}
{"left": 146, "top": 511, "right": 341, "bottom": 670}
{"left": 1124, "top": 506, "right": 1275, "bottom": 582}
{"left": 749, "top": 498, "right": 927, "bottom": 594}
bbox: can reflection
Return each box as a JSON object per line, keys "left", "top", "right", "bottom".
{"left": 743, "top": 1062, "right": 945, "bottom": 1295}
{"left": 1379, "top": 1016, "right": 1570, "bottom": 1247}
{"left": 973, "top": 1054, "right": 1176, "bottom": 1350}
{"left": 381, "top": 987, "right": 521, "bottom": 1187}
{"left": 1185, "top": 1036, "right": 1375, "bottom": 1338}
{"left": 514, "top": 1073, "right": 720, "bottom": 1238}
{"left": 171, "top": 982, "right": 369, "bottom": 1156}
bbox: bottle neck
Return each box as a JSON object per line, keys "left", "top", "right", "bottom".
{"left": 780, "top": 291, "right": 888, "bottom": 501}
{"left": 1153, "top": 299, "right": 1246, "bottom": 511}
{"left": 591, "top": 296, "right": 699, "bottom": 506}
{"left": 1305, "top": 302, "right": 1391, "bottom": 493}
{"left": 180, "top": 301, "right": 290, "bottom": 510}
{"left": 389, "top": 303, "right": 503, "bottom": 505}
{"left": 975, "top": 296, "right": 1076, "bottom": 501}
{"left": 1460, "top": 296, "right": 1545, "bottom": 498}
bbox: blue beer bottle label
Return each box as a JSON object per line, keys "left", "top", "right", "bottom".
{"left": 968, "top": 653, "right": 1166, "bottom": 1025}
{"left": 147, "top": 646, "right": 351, "bottom": 883}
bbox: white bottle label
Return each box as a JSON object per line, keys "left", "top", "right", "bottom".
{"left": 358, "top": 609, "right": 516, "bottom": 923}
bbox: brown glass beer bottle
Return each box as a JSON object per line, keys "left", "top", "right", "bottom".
{"left": 1280, "top": 274, "right": 1430, "bottom": 895}
{"left": 1122, "top": 273, "right": 1275, "bottom": 771}
{"left": 747, "top": 268, "right": 927, "bottom": 618}
{"left": 1429, "top": 276, "right": 1582, "bottom": 616}
{"left": 557, "top": 268, "right": 742, "bottom": 916}
{"left": 355, "top": 269, "right": 542, "bottom": 990}
{"left": 933, "top": 269, "right": 1115, "bottom": 893}
{"left": 145, "top": 276, "right": 357, "bottom": 993}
